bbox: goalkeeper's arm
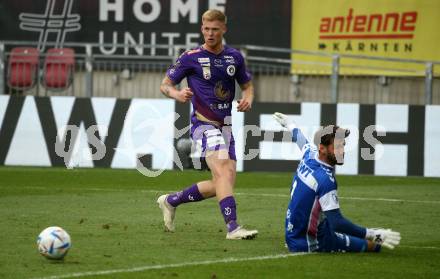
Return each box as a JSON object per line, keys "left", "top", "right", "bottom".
{"left": 325, "top": 209, "right": 401, "bottom": 250}
{"left": 292, "top": 127, "right": 309, "bottom": 151}
{"left": 324, "top": 209, "right": 366, "bottom": 238}
{"left": 273, "top": 112, "right": 309, "bottom": 150}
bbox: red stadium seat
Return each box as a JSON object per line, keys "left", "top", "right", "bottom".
{"left": 7, "top": 47, "right": 40, "bottom": 91}
{"left": 42, "top": 48, "right": 75, "bottom": 91}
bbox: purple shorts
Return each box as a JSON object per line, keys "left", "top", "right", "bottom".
{"left": 190, "top": 120, "right": 236, "bottom": 161}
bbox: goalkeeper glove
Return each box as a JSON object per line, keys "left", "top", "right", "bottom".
{"left": 273, "top": 112, "right": 297, "bottom": 131}
{"left": 366, "top": 228, "right": 401, "bottom": 249}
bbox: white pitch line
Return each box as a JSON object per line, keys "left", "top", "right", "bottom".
{"left": 33, "top": 253, "right": 309, "bottom": 279}
{"left": 338, "top": 196, "right": 440, "bottom": 204}
{"left": 22, "top": 186, "right": 440, "bottom": 205}
{"left": 233, "top": 192, "right": 440, "bottom": 205}
{"left": 32, "top": 245, "right": 440, "bottom": 279}
{"left": 400, "top": 245, "right": 440, "bottom": 250}
{"left": 234, "top": 192, "right": 287, "bottom": 198}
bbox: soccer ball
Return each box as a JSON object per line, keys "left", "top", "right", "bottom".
{"left": 37, "top": 226, "right": 71, "bottom": 260}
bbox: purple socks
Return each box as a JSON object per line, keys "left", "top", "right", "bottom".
{"left": 166, "top": 187, "right": 239, "bottom": 233}
{"left": 219, "top": 196, "right": 239, "bottom": 232}
{"left": 166, "top": 184, "right": 204, "bottom": 207}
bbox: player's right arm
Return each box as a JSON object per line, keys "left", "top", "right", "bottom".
{"left": 273, "top": 112, "right": 309, "bottom": 151}
{"left": 161, "top": 51, "right": 194, "bottom": 103}
{"left": 160, "top": 76, "right": 193, "bottom": 103}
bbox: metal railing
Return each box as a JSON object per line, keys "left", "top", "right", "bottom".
{"left": 0, "top": 41, "right": 179, "bottom": 98}
{"left": 242, "top": 44, "right": 440, "bottom": 105}
{"left": 0, "top": 41, "right": 439, "bottom": 104}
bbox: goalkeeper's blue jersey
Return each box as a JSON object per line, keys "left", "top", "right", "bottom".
{"left": 285, "top": 142, "right": 340, "bottom": 252}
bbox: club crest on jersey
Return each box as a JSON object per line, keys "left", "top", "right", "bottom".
{"left": 202, "top": 65, "right": 211, "bottom": 80}
{"left": 227, "top": 65, "right": 235, "bottom": 76}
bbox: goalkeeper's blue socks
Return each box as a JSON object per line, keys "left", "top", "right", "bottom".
{"left": 219, "top": 196, "right": 239, "bottom": 232}
{"left": 166, "top": 184, "right": 205, "bottom": 207}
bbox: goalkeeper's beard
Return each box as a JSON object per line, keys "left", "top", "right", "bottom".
{"left": 327, "top": 152, "right": 344, "bottom": 166}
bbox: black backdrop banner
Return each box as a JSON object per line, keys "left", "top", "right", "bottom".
{"left": 0, "top": 96, "right": 434, "bottom": 177}
{"left": 0, "top": 0, "right": 291, "bottom": 54}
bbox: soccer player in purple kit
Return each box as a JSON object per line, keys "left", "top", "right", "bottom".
{"left": 157, "top": 9, "right": 258, "bottom": 239}
{"left": 273, "top": 112, "right": 401, "bottom": 252}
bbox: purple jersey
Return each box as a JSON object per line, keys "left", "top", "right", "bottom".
{"left": 166, "top": 45, "right": 252, "bottom": 126}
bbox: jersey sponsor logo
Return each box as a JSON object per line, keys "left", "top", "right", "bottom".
{"left": 298, "top": 162, "right": 313, "bottom": 177}
{"left": 298, "top": 162, "right": 313, "bottom": 181}
{"left": 297, "top": 161, "right": 318, "bottom": 191}
{"left": 214, "top": 59, "right": 223, "bottom": 67}
{"left": 210, "top": 103, "right": 230, "bottom": 110}
{"left": 227, "top": 65, "right": 236, "bottom": 76}
{"left": 198, "top": 57, "right": 210, "bottom": 63}
{"left": 224, "top": 55, "right": 233, "bottom": 59}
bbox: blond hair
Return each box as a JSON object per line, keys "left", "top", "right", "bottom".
{"left": 202, "top": 9, "right": 227, "bottom": 24}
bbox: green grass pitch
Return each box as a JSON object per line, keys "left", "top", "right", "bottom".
{"left": 1, "top": 167, "right": 439, "bottom": 278}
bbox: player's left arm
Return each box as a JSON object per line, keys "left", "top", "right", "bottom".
{"left": 321, "top": 181, "right": 401, "bottom": 250}
{"left": 324, "top": 209, "right": 367, "bottom": 238}
{"left": 237, "top": 81, "right": 254, "bottom": 112}
{"left": 318, "top": 174, "right": 366, "bottom": 238}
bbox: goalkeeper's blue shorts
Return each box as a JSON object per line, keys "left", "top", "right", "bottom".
{"left": 316, "top": 219, "right": 369, "bottom": 252}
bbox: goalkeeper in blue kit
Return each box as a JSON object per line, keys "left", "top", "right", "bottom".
{"left": 273, "top": 112, "right": 401, "bottom": 252}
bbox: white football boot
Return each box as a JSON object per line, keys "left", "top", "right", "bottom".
{"left": 226, "top": 226, "right": 258, "bottom": 240}
{"left": 157, "top": 194, "right": 176, "bottom": 232}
